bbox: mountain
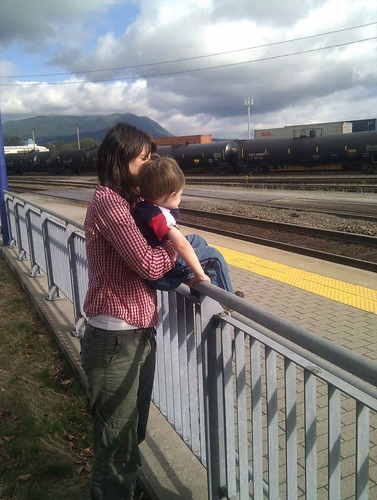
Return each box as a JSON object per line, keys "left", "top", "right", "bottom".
{"left": 2, "top": 113, "right": 174, "bottom": 144}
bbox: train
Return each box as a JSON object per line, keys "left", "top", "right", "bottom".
{"left": 158, "top": 131, "right": 377, "bottom": 174}
{"left": 4, "top": 130, "right": 377, "bottom": 176}
{"left": 4, "top": 148, "right": 98, "bottom": 175}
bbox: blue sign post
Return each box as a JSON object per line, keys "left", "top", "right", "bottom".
{"left": 0, "top": 110, "right": 10, "bottom": 246}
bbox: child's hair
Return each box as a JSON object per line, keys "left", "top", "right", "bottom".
{"left": 138, "top": 155, "right": 185, "bottom": 200}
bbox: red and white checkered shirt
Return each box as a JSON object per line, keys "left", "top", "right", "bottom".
{"left": 83, "top": 185, "right": 177, "bottom": 328}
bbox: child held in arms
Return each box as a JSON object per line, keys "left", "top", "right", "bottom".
{"left": 133, "top": 154, "right": 243, "bottom": 298}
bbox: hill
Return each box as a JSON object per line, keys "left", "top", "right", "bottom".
{"left": 2, "top": 113, "right": 174, "bottom": 144}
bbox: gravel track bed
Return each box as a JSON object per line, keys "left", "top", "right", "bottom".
{"left": 180, "top": 198, "right": 377, "bottom": 237}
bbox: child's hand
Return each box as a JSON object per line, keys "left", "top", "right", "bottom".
{"left": 188, "top": 274, "right": 211, "bottom": 287}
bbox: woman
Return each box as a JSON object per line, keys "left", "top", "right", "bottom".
{"left": 81, "top": 122, "right": 177, "bottom": 499}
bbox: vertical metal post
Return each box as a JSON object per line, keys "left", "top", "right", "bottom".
{"left": 201, "top": 294, "right": 226, "bottom": 499}
{"left": 244, "top": 98, "right": 254, "bottom": 140}
{"left": 0, "top": 110, "right": 10, "bottom": 246}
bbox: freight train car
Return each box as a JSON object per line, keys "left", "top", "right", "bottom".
{"left": 5, "top": 148, "right": 98, "bottom": 175}
{"left": 156, "top": 140, "right": 240, "bottom": 174}
{"left": 240, "top": 131, "right": 377, "bottom": 174}
{"left": 50, "top": 149, "right": 88, "bottom": 174}
{"left": 4, "top": 150, "right": 47, "bottom": 175}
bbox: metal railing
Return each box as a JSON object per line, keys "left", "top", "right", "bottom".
{"left": 2, "top": 190, "right": 376, "bottom": 499}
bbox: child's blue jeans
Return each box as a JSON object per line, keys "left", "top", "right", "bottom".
{"left": 148, "top": 234, "right": 234, "bottom": 293}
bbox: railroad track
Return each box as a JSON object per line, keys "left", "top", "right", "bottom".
{"left": 186, "top": 173, "right": 377, "bottom": 193}
{"left": 7, "top": 177, "right": 377, "bottom": 272}
{"left": 7, "top": 177, "right": 96, "bottom": 191}
{"left": 187, "top": 180, "right": 377, "bottom": 193}
{"left": 179, "top": 208, "right": 377, "bottom": 273}
{"left": 7, "top": 173, "right": 377, "bottom": 193}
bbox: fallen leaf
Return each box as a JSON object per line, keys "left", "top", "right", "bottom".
{"left": 0, "top": 436, "right": 13, "bottom": 445}
{"left": 76, "top": 465, "right": 85, "bottom": 475}
{"left": 18, "top": 474, "right": 31, "bottom": 481}
{"left": 80, "top": 446, "right": 93, "bottom": 457}
{"left": 61, "top": 379, "right": 73, "bottom": 387}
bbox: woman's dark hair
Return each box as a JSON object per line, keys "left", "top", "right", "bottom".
{"left": 97, "top": 122, "right": 152, "bottom": 202}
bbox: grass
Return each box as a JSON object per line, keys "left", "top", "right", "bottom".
{"left": 0, "top": 254, "right": 92, "bottom": 499}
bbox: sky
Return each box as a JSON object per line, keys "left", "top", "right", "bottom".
{"left": 0, "top": 0, "right": 376, "bottom": 139}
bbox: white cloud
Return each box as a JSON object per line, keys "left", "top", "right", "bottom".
{"left": 0, "top": 0, "right": 376, "bottom": 138}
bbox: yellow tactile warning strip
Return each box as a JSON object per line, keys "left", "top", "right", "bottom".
{"left": 215, "top": 245, "right": 377, "bottom": 315}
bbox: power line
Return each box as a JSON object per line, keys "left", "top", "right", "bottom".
{"left": 1, "top": 35, "right": 376, "bottom": 87}
{"left": 1, "top": 21, "right": 376, "bottom": 80}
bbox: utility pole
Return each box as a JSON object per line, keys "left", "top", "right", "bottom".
{"left": 244, "top": 98, "right": 254, "bottom": 140}
{"left": 77, "top": 124, "right": 81, "bottom": 149}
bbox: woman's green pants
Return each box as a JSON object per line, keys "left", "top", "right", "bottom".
{"left": 81, "top": 325, "right": 156, "bottom": 500}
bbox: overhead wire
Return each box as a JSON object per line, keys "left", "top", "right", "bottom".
{"left": 1, "top": 22, "right": 376, "bottom": 86}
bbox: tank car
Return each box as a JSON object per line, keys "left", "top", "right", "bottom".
{"left": 62, "top": 149, "right": 89, "bottom": 174}
{"left": 34, "top": 150, "right": 53, "bottom": 172}
{"left": 85, "top": 148, "right": 98, "bottom": 172}
{"left": 5, "top": 151, "right": 41, "bottom": 175}
{"left": 5, "top": 153, "right": 25, "bottom": 175}
{"left": 310, "top": 131, "right": 377, "bottom": 172}
{"left": 48, "top": 149, "right": 89, "bottom": 174}
{"left": 240, "top": 131, "right": 377, "bottom": 174}
{"left": 156, "top": 140, "right": 240, "bottom": 174}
